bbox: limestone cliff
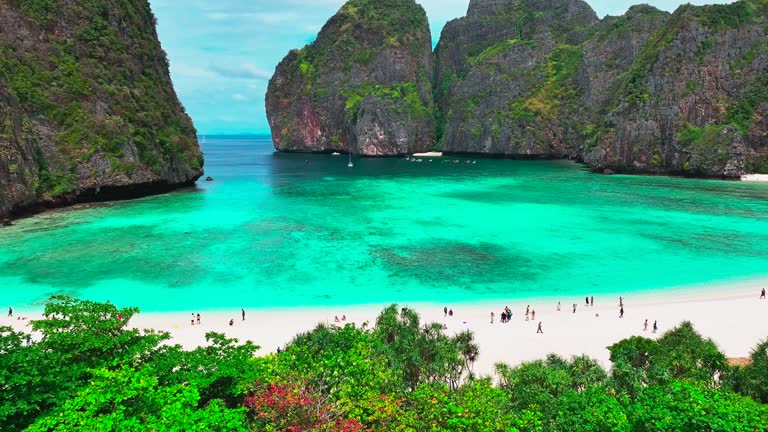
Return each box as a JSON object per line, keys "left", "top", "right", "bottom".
{"left": 434, "top": 0, "right": 599, "bottom": 156}
{"left": 437, "top": 0, "right": 768, "bottom": 176}
{"left": 266, "top": 0, "right": 435, "bottom": 156}
{"left": 269, "top": 0, "right": 768, "bottom": 177}
{"left": 0, "top": 0, "right": 203, "bottom": 219}
{"left": 587, "top": 1, "right": 768, "bottom": 176}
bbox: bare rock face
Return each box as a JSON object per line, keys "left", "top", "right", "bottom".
{"left": 434, "top": 0, "right": 599, "bottom": 157}
{"left": 268, "top": 0, "right": 768, "bottom": 177}
{"left": 266, "top": 0, "right": 435, "bottom": 156}
{"left": 0, "top": 1, "right": 203, "bottom": 219}
{"left": 587, "top": 2, "right": 768, "bottom": 177}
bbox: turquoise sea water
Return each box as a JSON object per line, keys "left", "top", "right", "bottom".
{"left": 2, "top": 136, "right": 768, "bottom": 312}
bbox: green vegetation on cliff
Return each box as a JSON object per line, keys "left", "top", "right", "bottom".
{"left": 0, "top": 0, "right": 201, "bottom": 202}
{"left": 2, "top": 297, "right": 768, "bottom": 431}
{"left": 342, "top": 82, "right": 432, "bottom": 122}
{"left": 267, "top": 0, "right": 434, "bottom": 155}
{"left": 291, "top": 0, "right": 429, "bottom": 96}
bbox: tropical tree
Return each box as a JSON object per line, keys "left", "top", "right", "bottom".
{"left": 628, "top": 381, "right": 768, "bottom": 432}
{"left": 0, "top": 296, "right": 168, "bottom": 431}
{"left": 26, "top": 366, "right": 247, "bottom": 432}
{"left": 731, "top": 338, "right": 768, "bottom": 403}
{"left": 552, "top": 387, "right": 630, "bottom": 432}
{"left": 608, "top": 321, "right": 727, "bottom": 395}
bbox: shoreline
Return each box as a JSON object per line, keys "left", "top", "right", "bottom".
{"left": 741, "top": 174, "right": 768, "bottom": 182}
{"left": 5, "top": 277, "right": 767, "bottom": 377}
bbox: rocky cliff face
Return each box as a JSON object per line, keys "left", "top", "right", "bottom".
{"left": 441, "top": 0, "right": 768, "bottom": 176}
{"left": 266, "top": 0, "right": 435, "bottom": 156}
{"left": 434, "top": 0, "right": 599, "bottom": 156}
{"left": 0, "top": 0, "right": 202, "bottom": 219}
{"left": 267, "top": 0, "right": 768, "bottom": 177}
{"left": 586, "top": 1, "right": 768, "bottom": 176}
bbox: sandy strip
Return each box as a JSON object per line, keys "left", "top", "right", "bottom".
{"left": 4, "top": 280, "right": 767, "bottom": 377}
{"left": 741, "top": 174, "right": 768, "bottom": 182}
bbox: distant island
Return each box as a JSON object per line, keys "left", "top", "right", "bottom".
{"left": 267, "top": 0, "right": 768, "bottom": 178}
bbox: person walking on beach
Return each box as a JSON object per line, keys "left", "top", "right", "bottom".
{"left": 531, "top": 310, "right": 536, "bottom": 321}
{"left": 191, "top": 314, "right": 195, "bottom": 326}
{"left": 585, "top": 296, "right": 589, "bottom": 306}
{"left": 619, "top": 306, "right": 624, "bottom": 319}
{"left": 619, "top": 297, "right": 624, "bottom": 307}
{"left": 8, "top": 307, "right": 12, "bottom": 317}
{"left": 537, "top": 322, "right": 543, "bottom": 334}
{"left": 590, "top": 296, "right": 594, "bottom": 307}
{"left": 573, "top": 304, "right": 577, "bottom": 313}
{"left": 242, "top": 309, "right": 246, "bottom": 321}
{"left": 229, "top": 319, "right": 234, "bottom": 326}
{"left": 449, "top": 309, "right": 454, "bottom": 317}
{"left": 643, "top": 319, "right": 648, "bottom": 331}
{"left": 196, "top": 313, "right": 201, "bottom": 325}
{"left": 444, "top": 306, "right": 448, "bottom": 317}
{"left": 557, "top": 301, "right": 561, "bottom": 312}
{"left": 653, "top": 320, "right": 658, "bottom": 333}
{"left": 761, "top": 288, "right": 766, "bottom": 299}
{"left": 491, "top": 312, "right": 495, "bottom": 324}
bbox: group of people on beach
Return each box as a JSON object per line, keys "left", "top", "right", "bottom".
{"left": 642, "top": 319, "right": 659, "bottom": 333}
{"left": 334, "top": 315, "right": 347, "bottom": 322}
{"left": 483, "top": 296, "right": 662, "bottom": 335}
{"left": 190, "top": 309, "right": 246, "bottom": 327}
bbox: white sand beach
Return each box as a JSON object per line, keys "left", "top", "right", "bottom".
{"left": 741, "top": 174, "right": 768, "bottom": 182}
{"left": 4, "top": 279, "right": 767, "bottom": 376}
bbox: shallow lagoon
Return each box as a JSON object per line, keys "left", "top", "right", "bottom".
{"left": 2, "top": 136, "right": 768, "bottom": 311}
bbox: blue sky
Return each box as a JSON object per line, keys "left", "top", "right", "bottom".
{"left": 149, "top": 0, "right": 730, "bottom": 135}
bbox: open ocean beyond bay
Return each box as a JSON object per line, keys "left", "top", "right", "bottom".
{"left": 2, "top": 136, "right": 768, "bottom": 312}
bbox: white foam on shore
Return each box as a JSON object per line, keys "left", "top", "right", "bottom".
{"left": 5, "top": 277, "right": 768, "bottom": 377}
{"left": 412, "top": 152, "right": 443, "bottom": 157}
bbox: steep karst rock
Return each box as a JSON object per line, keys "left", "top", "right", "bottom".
{"left": 0, "top": 0, "right": 203, "bottom": 219}
{"left": 268, "top": 0, "right": 768, "bottom": 177}
{"left": 434, "top": 0, "right": 600, "bottom": 156}
{"left": 586, "top": 1, "right": 768, "bottom": 176}
{"left": 266, "top": 0, "right": 435, "bottom": 156}
{"left": 436, "top": 0, "right": 768, "bottom": 176}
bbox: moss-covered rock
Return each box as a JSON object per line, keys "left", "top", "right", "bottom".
{"left": 0, "top": 0, "right": 202, "bottom": 218}
{"left": 266, "top": 0, "right": 435, "bottom": 155}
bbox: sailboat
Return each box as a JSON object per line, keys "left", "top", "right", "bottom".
{"left": 347, "top": 151, "right": 354, "bottom": 168}
{"left": 201, "top": 136, "right": 207, "bottom": 145}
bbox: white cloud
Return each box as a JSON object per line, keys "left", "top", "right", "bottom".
{"left": 209, "top": 63, "right": 272, "bottom": 80}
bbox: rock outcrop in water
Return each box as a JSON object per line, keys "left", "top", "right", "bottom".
{"left": 266, "top": 0, "right": 435, "bottom": 156}
{"left": 268, "top": 0, "right": 768, "bottom": 177}
{"left": 0, "top": 1, "right": 203, "bottom": 219}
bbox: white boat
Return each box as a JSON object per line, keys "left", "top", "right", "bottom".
{"left": 201, "top": 136, "right": 207, "bottom": 145}
{"left": 347, "top": 152, "right": 354, "bottom": 168}
{"left": 332, "top": 152, "right": 341, "bottom": 156}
